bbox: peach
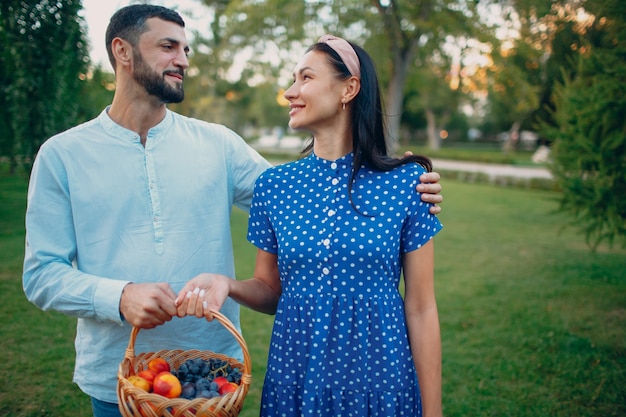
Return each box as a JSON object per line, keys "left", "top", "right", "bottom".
{"left": 147, "top": 357, "right": 170, "bottom": 374}
{"left": 218, "top": 382, "right": 238, "bottom": 395}
{"left": 213, "top": 376, "right": 229, "bottom": 389}
{"left": 127, "top": 375, "right": 150, "bottom": 392}
{"left": 152, "top": 371, "right": 182, "bottom": 398}
{"left": 137, "top": 369, "right": 157, "bottom": 390}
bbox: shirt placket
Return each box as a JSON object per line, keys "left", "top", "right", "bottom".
{"left": 319, "top": 161, "right": 341, "bottom": 281}
{"left": 144, "top": 133, "right": 164, "bottom": 255}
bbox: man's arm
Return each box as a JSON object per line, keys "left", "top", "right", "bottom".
{"left": 23, "top": 149, "right": 129, "bottom": 323}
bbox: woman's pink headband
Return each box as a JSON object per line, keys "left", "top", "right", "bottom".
{"left": 318, "top": 34, "right": 361, "bottom": 79}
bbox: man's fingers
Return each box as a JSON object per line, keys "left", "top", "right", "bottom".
{"left": 420, "top": 171, "right": 441, "bottom": 183}
{"left": 420, "top": 192, "right": 443, "bottom": 204}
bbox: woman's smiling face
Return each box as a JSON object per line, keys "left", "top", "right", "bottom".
{"left": 283, "top": 50, "right": 346, "bottom": 134}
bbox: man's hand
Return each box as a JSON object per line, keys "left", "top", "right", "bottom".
{"left": 119, "top": 282, "right": 178, "bottom": 328}
{"left": 404, "top": 150, "right": 443, "bottom": 215}
{"left": 419, "top": 172, "right": 443, "bottom": 215}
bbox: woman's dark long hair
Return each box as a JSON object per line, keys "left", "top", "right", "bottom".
{"left": 301, "top": 40, "right": 432, "bottom": 202}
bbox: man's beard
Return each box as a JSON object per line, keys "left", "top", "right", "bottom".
{"left": 132, "top": 50, "right": 184, "bottom": 103}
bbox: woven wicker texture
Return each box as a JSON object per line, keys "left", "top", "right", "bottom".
{"left": 117, "top": 311, "right": 251, "bottom": 417}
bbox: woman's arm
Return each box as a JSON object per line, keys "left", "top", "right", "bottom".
{"left": 230, "top": 249, "right": 281, "bottom": 314}
{"left": 403, "top": 240, "right": 442, "bottom": 417}
{"left": 176, "top": 249, "right": 281, "bottom": 319}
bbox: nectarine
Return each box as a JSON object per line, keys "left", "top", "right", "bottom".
{"left": 153, "top": 371, "right": 181, "bottom": 398}
{"left": 127, "top": 375, "right": 150, "bottom": 392}
{"left": 213, "top": 376, "right": 229, "bottom": 388}
{"left": 147, "top": 357, "right": 170, "bottom": 374}
{"left": 218, "top": 381, "right": 238, "bottom": 395}
{"left": 137, "top": 369, "right": 157, "bottom": 390}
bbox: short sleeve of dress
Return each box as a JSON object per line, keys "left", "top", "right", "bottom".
{"left": 247, "top": 171, "right": 278, "bottom": 254}
{"left": 401, "top": 166, "right": 443, "bottom": 253}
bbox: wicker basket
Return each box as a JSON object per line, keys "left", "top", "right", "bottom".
{"left": 117, "top": 310, "right": 251, "bottom": 417}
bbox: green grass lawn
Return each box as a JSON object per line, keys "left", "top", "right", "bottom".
{"left": 1, "top": 170, "right": 624, "bottom": 417}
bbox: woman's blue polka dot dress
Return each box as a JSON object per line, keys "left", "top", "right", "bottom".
{"left": 247, "top": 152, "right": 442, "bottom": 416}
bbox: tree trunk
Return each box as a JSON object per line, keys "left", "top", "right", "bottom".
{"left": 385, "top": 53, "right": 411, "bottom": 153}
{"left": 425, "top": 108, "right": 441, "bottom": 150}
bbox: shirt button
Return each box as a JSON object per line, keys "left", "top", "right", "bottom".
{"left": 322, "top": 238, "right": 330, "bottom": 246}
{"left": 328, "top": 209, "right": 336, "bottom": 217}
{"left": 154, "top": 216, "right": 160, "bottom": 222}
{"left": 322, "top": 267, "right": 330, "bottom": 275}
{"left": 331, "top": 162, "right": 337, "bottom": 169}
{"left": 331, "top": 178, "right": 339, "bottom": 185}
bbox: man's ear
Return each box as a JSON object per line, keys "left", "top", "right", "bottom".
{"left": 111, "top": 37, "right": 133, "bottom": 70}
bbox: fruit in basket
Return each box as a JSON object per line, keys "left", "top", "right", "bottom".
{"left": 148, "top": 357, "right": 170, "bottom": 374}
{"left": 180, "top": 381, "right": 196, "bottom": 399}
{"left": 137, "top": 369, "right": 157, "bottom": 389}
{"left": 213, "top": 376, "right": 229, "bottom": 389}
{"left": 128, "top": 375, "right": 151, "bottom": 392}
{"left": 153, "top": 371, "right": 182, "bottom": 398}
{"left": 197, "top": 389, "right": 221, "bottom": 399}
{"left": 218, "top": 381, "right": 238, "bottom": 395}
{"left": 169, "top": 357, "right": 244, "bottom": 399}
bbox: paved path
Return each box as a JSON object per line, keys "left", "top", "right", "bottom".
{"left": 265, "top": 153, "right": 553, "bottom": 180}
{"left": 432, "top": 159, "right": 552, "bottom": 180}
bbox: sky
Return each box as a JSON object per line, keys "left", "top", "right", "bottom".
{"left": 80, "top": 0, "right": 211, "bottom": 69}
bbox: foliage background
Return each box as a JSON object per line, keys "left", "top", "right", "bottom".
{"left": 541, "top": 0, "right": 626, "bottom": 250}
{"left": 0, "top": 0, "right": 88, "bottom": 172}
{"left": 1, "top": 0, "right": 623, "bottom": 246}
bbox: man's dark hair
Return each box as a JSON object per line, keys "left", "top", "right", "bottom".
{"left": 105, "top": 4, "right": 185, "bottom": 70}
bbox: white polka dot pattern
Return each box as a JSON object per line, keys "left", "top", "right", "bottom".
{"left": 247, "top": 152, "right": 442, "bottom": 416}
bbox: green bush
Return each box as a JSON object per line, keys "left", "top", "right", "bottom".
{"left": 542, "top": 4, "right": 626, "bottom": 251}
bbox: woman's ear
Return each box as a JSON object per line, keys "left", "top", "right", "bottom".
{"left": 343, "top": 76, "right": 361, "bottom": 104}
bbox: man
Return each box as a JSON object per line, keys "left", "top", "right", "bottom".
{"left": 22, "top": 5, "right": 443, "bottom": 417}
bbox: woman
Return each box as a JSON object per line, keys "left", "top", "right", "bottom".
{"left": 177, "top": 35, "right": 443, "bottom": 416}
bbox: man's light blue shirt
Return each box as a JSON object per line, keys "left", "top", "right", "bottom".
{"left": 23, "top": 108, "right": 271, "bottom": 402}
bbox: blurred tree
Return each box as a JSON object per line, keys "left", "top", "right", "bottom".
{"left": 403, "top": 61, "right": 461, "bottom": 150}
{"left": 0, "top": 0, "right": 89, "bottom": 173}
{"left": 532, "top": 16, "right": 581, "bottom": 139}
{"left": 188, "top": 0, "right": 486, "bottom": 150}
{"left": 369, "top": 0, "right": 484, "bottom": 150}
{"left": 542, "top": 0, "right": 626, "bottom": 250}
{"left": 168, "top": 0, "right": 297, "bottom": 133}
{"left": 76, "top": 65, "right": 116, "bottom": 124}
{"left": 480, "top": 0, "right": 594, "bottom": 149}
{"left": 481, "top": 0, "right": 553, "bottom": 150}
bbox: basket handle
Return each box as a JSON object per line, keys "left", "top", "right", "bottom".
{"left": 121, "top": 310, "right": 252, "bottom": 379}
